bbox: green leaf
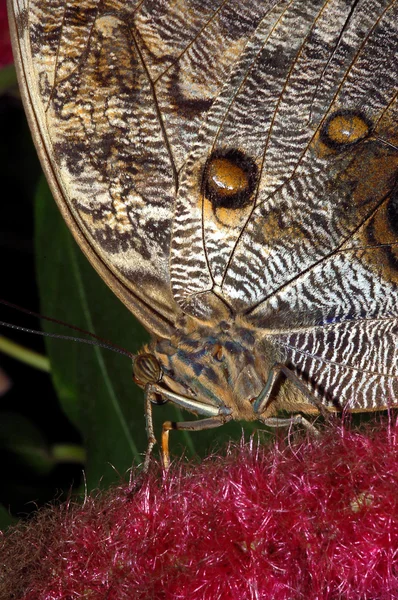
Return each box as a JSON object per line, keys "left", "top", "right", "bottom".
{"left": 0, "top": 65, "right": 17, "bottom": 96}
{"left": 35, "top": 179, "right": 147, "bottom": 489}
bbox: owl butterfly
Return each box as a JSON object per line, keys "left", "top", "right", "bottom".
{"left": 7, "top": 0, "right": 398, "bottom": 465}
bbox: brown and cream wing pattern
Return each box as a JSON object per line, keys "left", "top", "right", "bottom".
{"left": 171, "top": 0, "right": 397, "bottom": 316}
{"left": 167, "top": 0, "right": 397, "bottom": 409}
{"left": 8, "top": 0, "right": 273, "bottom": 336}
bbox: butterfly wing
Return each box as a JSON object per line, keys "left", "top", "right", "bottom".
{"left": 7, "top": 0, "right": 273, "bottom": 337}
{"left": 170, "top": 0, "right": 398, "bottom": 408}
{"left": 248, "top": 0, "right": 398, "bottom": 410}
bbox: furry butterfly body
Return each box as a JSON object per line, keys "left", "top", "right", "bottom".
{"left": 8, "top": 0, "right": 398, "bottom": 455}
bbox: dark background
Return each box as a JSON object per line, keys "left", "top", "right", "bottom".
{"left": 0, "top": 67, "right": 86, "bottom": 519}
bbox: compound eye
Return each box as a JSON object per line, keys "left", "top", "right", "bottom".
{"left": 133, "top": 353, "right": 162, "bottom": 386}
{"left": 320, "top": 110, "right": 371, "bottom": 150}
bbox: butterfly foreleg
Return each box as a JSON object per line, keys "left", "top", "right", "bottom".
{"left": 161, "top": 416, "right": 232, "bottom": 469}
{"left": 253, "top": 362, "right": 331, "bottom": 427}
{"left": 144, "top": 383, "right": 232, "bottom": 468}
{"left": 143, "top": 387, "right": 158, "bottom": 472}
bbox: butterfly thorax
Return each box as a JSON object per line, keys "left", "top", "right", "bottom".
{"left": 146, "top": 321, "right": 279, "bottom": 422}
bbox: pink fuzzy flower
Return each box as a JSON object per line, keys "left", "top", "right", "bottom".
{"left": 2, "top": 419, "right": 398, "bottom": 599}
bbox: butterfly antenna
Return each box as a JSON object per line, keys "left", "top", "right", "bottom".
{"left": 0, "top": 299, "right": 134, "bottom": 359}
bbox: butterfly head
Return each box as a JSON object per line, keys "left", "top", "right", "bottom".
{"left": 132, "top": 326, "right": 274, "bottom": 421}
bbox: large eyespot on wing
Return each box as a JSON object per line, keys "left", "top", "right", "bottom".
{"left": 169, "top": 0, "right": 296, "bottom": 320}
{"left": 203, "top": 149, "right": 258, "bottom": 211}
{"left": 319, "top": 109, "right": 372, "bottom": 150}
{"left": 8, "top": 0, "right": 270, "bottom": 336}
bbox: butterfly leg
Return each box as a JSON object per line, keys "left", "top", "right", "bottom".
{"left": 161, "top": 416, "right": 231, "bottom": 469}
{"left": 143, "top": 388, "right": 158, "bottom": 472}
{"left": 253, "top": 362, "right": 331, "bottom": 424}
{"left": 258, "top": 415, "right": 320, "bottom": 436}
{"left": 144, "top": 383, "right": 232, "bottom": 468}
